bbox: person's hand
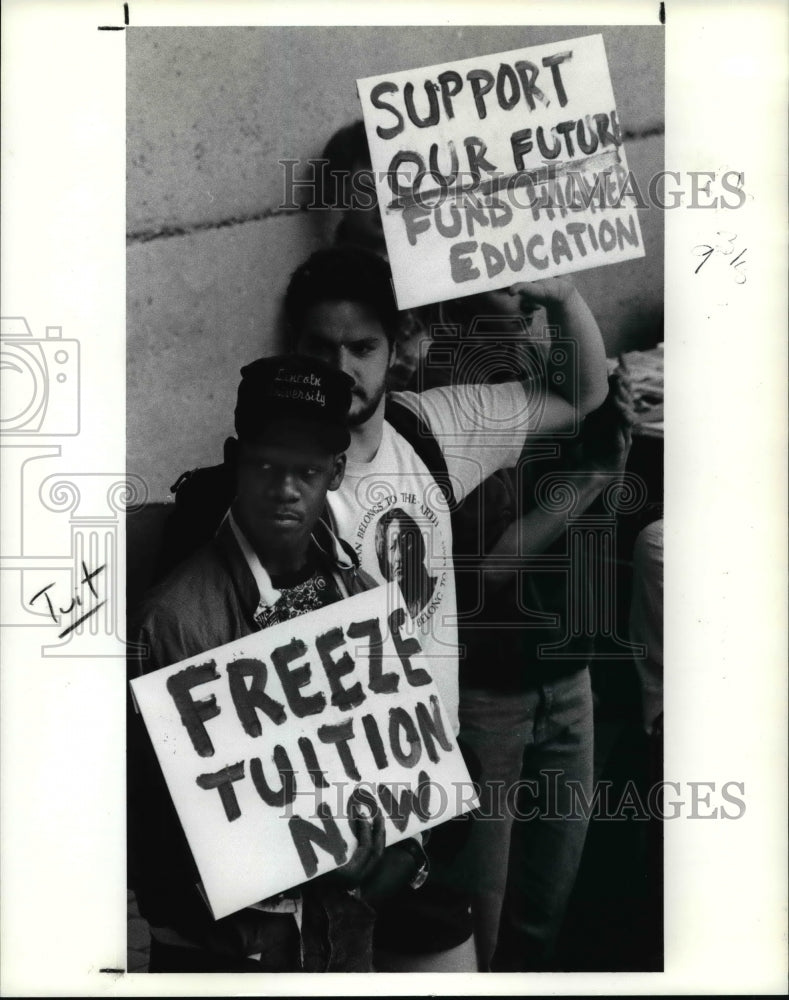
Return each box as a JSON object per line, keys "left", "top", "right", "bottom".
{"left": 579, "top": 368, "right": 634, "bottom": 476}
{"left": 609, "top": 367, "right": 637, "bottom": 428}
{"left": 318, "top": 802, "right": 386, "bottom": 891}
{"left": 607, "top": 367, "right": 636, "bottom": 472}
{"left": 359, "top": 842, "right": 421, "bottom": 906}
{"left": 508, "top": 277, "right": 575, "bottom": 308}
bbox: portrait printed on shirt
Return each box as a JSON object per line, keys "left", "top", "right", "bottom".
{"left": 374, "top": 506, "right": 439, "bottom": 619}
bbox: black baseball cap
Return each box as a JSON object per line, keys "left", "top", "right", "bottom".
{"left": 234, "top": 355, "right": 353, "bottom": 453}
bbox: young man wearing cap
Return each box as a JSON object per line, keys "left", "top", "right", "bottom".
{"left": 127, "top": 355, "right": 423, "bottom": 973}
{"left": 283, "top": 245, "right": 610, "bottom": 971}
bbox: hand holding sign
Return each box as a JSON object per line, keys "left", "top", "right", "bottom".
{"left": 508, "top": 276, "right": 575, "bottom": 307}
{"left": 130, "top": 583, "right": 476, "bottom": 920}
{"left": 322, "top": 801, "right": 386, "bottom": 890}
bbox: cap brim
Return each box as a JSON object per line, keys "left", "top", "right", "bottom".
{"left": 241, "top": 416, "right": 349, "bottom": 454}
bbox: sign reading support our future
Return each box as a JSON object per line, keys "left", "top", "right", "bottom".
{"left": 130, "top": 583, "right": 476, "bottom": 921}
{"left": 357, "top": 34, "right": 645, "bottom": 309}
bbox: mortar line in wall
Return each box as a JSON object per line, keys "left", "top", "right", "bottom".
{"left": 126, "top": 123, "right": 663, "bottom": 246}
{"left": 621, "top": 124, "right": 664, "bottom": 141}
{"left": 126, "top": 204, "right": 304, "bottom": 245}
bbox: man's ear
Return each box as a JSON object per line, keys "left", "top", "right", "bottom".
{"left": 328, "top": 452, "right": 346, "bottom": 491}
{"left": 223, "top": 437, "right": 239, "bottom": 473}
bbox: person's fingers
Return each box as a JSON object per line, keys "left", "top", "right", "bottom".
{"left": 371, "top": 810, "right": 386, "bottom": 858}
{"left": 358, "top": 811, "right": 387, "bottom": 881}
{"left": 508, "top": 280, "right": 548, "bottom": 305}
{"left": 336, "top": 805, "right": 370, "bottom": 876}
{"left": 612, "top": 375, "right": 634, "bottom": 403}
{"left": 610, "top": 403, "right": 634, "bottom": 426}
{"left": 347, "top": 808, "right": 361, "bottom": 844}
{"left": 351, "top": 804, "right": 372, "bottom": 851}
{"left": 611, "top": 384, "right": 637, "bottom": 424}
{"left": 618, "top": 381, "right": 635, "bottom": 404}
{"left": 611, "top": 374, "right": 635, "bottom": 407}
{"left": 621, "top": 428, "right": 634, "bottom": 458}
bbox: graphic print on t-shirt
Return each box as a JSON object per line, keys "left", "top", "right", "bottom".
{"left": 254, "top": 566, "right": 341, "bottom": 629}
{"left": 326, "top": 422, "right": 458, "bottom": 727}
{"left": 326, "top": 383, "right": 532, "bottom": 734}
{"left": 373, "top": 505, "right": 438, "bottom": 620}
{"left": 364, "top": 491, "right": 446, "bottom": 626}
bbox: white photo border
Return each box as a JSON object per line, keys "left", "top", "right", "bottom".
{"left": 1, "top": 0, "right": 786, "bottom": 995}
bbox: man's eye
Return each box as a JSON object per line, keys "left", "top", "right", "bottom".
{"left": 302, "top": 339, "right": 331, "bottom": 361}
{"left": 353, "top": 342, "right": 376, "bottom": 356}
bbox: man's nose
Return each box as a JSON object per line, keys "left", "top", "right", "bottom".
{"left": 336, "top": 346, "right": 357, "bottom": 382}
{"left": 269, "top": 471, "right": 300, "bottom": 501}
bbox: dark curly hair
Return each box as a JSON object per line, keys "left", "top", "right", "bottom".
{"left": 321, "top": 120, "right": 371, "bottom": 184}
{"left": 283, "top": 245, "right": 399, "bottom": 349}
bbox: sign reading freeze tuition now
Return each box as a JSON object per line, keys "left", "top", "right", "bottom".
{"left": 130, "top": 583, "right": 476, "bottom": 920}
{"left": 356, "top": 34, "right": 645, "bottom": 308}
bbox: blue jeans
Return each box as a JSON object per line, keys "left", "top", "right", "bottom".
{"left": 454, "top": 669, "right": 594, "bottom": 970}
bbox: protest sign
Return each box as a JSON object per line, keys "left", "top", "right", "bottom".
{"left": 129, "top": 582, "right": 476, "bottom": 920}
{"left": 357, "top": 34, "right": 645, "bottom": 309}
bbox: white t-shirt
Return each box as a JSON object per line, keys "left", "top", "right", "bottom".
{"left": 326, "top": 381, "right": 530, "bottom": 733}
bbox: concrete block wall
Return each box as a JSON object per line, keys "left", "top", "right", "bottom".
{"left": 128, "top": 25, "right": 664, "bottom": 502}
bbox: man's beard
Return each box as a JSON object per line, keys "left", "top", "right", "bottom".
{"left": 347, "top": 380, "right": 387, "bottom": 427}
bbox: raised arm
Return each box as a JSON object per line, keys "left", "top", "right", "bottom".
{"left": 482, "top": 369, "right": 634, "bottom": 589}
{"left": 510, "top": 277, "right": 609, "bottom": 434}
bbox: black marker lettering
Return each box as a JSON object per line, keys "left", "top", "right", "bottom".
{"left": 389, "top": 608, "right": 431, "bottom": 687}
{"left": 370, "top": 81, "right": 404, "bottom": 140}
{"left": 196, "top": 761, "right": 245, "bottom": 821}
{"left": 437, "top": 70, "right": 463, "bottom": 118}
{"left": 250, "top": 745, "right": 296, "bottom": 807}
{"left": 166, "top": 661, "right": 221, "bottom": 757}
{"left": 415, "top": 696, "right": 453, "bottom": 764}
{"left": 318, "top": 719, "right": 361, "bottom": 781}
{"left": 541, "top": 51, "right": 572, "bottom": 107}
{"left": 378, "top": 768, "right": 432, "bottom": 830}
{"left": 289, "top": 802, "right": 348, "bottom": 878}
{"left": 348, "top": 617, "right": 397, "bottom": 694}
{"left": 388, "top": 706, "right": 422, "bottom": 768}
{"left": 316, "top": 626, "right": 364, "bottom": 711}
{"left": 227, "top": 658, "right": 286, "bottom": 736}
{"left": 271, "top": 637, "right": 325, "bottom": 718}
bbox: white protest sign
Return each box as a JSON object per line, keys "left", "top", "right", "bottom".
{"left": 130, "top": 582, "right": 476, "bottom": 920}
{"left": 357, "top": 34, "right": 645, "bottom": 309}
